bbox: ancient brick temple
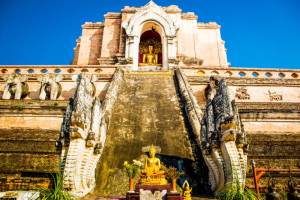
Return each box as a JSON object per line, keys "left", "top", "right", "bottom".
{"left": 0, "top": 1, "right": 299, "bottom": 199}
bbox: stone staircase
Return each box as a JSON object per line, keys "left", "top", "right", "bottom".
{"left": 85, "top": 71, "right": 195, "bottom": 198}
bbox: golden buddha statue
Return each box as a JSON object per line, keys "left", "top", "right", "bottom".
{"left": 142, "top": 45, "right": 158, "bottom": 65}
{"left": 140, "top": 145, "right": 168, "bottom": 185}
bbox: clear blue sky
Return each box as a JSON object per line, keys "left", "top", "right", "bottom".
{"left": 1, "top": 0, "right": 300, "bottom": 68}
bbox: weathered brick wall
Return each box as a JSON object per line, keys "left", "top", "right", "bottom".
{"left": 246, "top": 134, "right": 300, "bottom": 191}
{"left": 0, "top": 174, "right": 51, "bottom": 191}
{"left": 88, "top": 28, "right": 104, "bottom": 65}
{"left": 0, "top": 101, "right": 64, "bottom": 192}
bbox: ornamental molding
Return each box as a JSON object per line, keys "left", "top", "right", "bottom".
{"left": 236, "top": 102, "right": 300, "bottom": 110}
{"left": 187, "top": 76, "right": 300, "bottom": 86}
{"left": 122, "top": 1, "right": 179, "bottom": 37}
{"left": 122, "top": 3, "right": 182, "bottom": 14}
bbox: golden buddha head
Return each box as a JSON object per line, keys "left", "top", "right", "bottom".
{"left": 148, "top": 45, "right": 154, "bottom": 53}
{"left": 149, "top": 145, "right": 156, "bottom": 158}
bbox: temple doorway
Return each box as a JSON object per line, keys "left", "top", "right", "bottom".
{"left": 139, "top": 29, "right": 162, "bottom": 66}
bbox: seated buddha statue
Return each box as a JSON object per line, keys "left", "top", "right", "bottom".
{"left": 142, "top": 45, "right": 158, "bottom": 65}
{"left": 140, "top": 145, "right": 168, "bottom": 185}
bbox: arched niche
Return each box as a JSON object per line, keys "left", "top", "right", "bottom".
{"left": 139, "top": 22, "right": 163, "bottom": 66}
{"left": 122, "top": 1, "right": 178, "bottom": 70}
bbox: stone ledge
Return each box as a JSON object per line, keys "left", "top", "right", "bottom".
{"left": 82, "top": 22, "right": 104, "bottom": 29}
{"left": 197, "top": 22, "right": 220, "bottom": 29}
{"left": 236, "top": 102, "right": 300, "bottom": 111}
{"left": 188, "top": 76, "right": 300, "bottom": 86}
{"left": 104, "top": 12, "right": 121, "bottom": 19}
{"left": 0, "top": 99, "right": 67, "bottom": 108}
{"left": 182, "top": 12, "right": 198, "bottom": 20}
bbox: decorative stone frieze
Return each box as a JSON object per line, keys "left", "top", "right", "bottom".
{"left": 268, "top": 90, "right": 283, "bottom": 101}
{"left": 235, "top": 87, "right": 250, "bottom": 100}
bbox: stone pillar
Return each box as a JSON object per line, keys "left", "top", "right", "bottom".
{"left": 167, "top": 36, "right": 176, "bottom": 60}
{"left": 118, "top": 28, "right": 126, "bottom": 56}
{"left": 77, "top": 22, "right": 104, "bottom": 65}
{"left": 162, "top": 37, "right": 169, "bottom": 70}
{"left": 99, "top": 13, "right": 121, "bottom": 64}
{"left": 126, "top": 35, "right": 139, "bottom": 70}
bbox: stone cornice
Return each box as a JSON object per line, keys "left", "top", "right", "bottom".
{"left": 0, "top": 100, "right": 68, "bottom": 116}
{"left": 82, "top": 22, "right": 104, "bottom": 29}
{"left": 104, "top": 12, "right": 121, "bottom": 19}
{"left": 0, "top": 65, "right": 117, "bottom": 76}
{"left": 181, "top": 66, "right": 300, "bottom": 72}
{"left": 0, "top": 74, "right": 113, "bottom": 82}
{"left": 181, "top": 12, "right": 198, "bottom": 20}
{"left": 122, "top": 4, "right": 182, "bottom": 14}
{"left": 163, "top": 5, "right": 182, "bottom": 13}
{"left": 197, "top": 22, "right": 220, "bottom": 29}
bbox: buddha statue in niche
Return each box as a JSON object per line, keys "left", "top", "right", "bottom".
{"left": 142, "top": 45, "right": 158, "bottom": 65}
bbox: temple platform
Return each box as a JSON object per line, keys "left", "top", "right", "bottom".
{"left": 137, "top": 65, "right": 162, "bottom": 71}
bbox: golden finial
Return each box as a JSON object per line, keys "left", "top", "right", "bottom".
{"left": 182, "top": 180, "right": 192, "bottom": 200}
